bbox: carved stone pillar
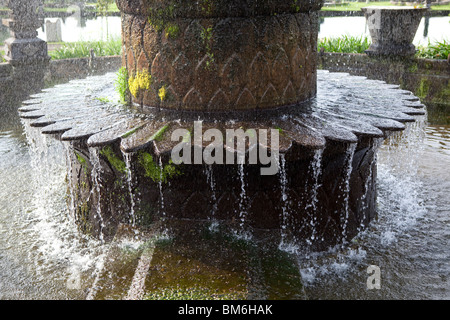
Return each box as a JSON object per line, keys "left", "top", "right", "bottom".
{"left": 3, "top": 0, "right": 50, "bottom": 98}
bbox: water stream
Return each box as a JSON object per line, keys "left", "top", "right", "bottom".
{"left": 0, "top": 107, "right": 448, "bottom": 299}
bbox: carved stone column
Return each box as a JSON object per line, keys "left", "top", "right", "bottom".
{"left": 3, "top": 0, "right": 49, "bottom": 97}
{"left": 117, "top": 0, "right": 324, "bottom": 111}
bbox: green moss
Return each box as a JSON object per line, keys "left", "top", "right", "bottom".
{"left": 75, "top": 151, "right": 87, "bottom": 166}
{"left": 121, "top": 126, "right": 141, "bottom": 139}
{"left": 150, "top": 125, "right": 169, "bottom": 142}
{"left": 165, "top": 22, "right": 180, "bottom": 39}
{"left": 416, "top": 78, "right": 430, "bottom": 100}
{"left": 200, "top": 25, "right": 215, "bottom": 68}
{"left": 95, "top": 97, "right": 113, "bottom": 104}
{"left": 292, "top": 0, "right": 300, "bottom": 12}
{"left": 100, "top": 146, "right": 128, "bottom": 175}
{"left": 147, "top": 2, "right": 177, "bottom": 33}
{"left": 144, "top": 285, "right": 242, "bottom": 300}
{"left": 74, "top": 151, "right": 89, "bottom": 176}
{"left": 77, "top": 201, "right": 93, "bottom": 235}
{"left": 408, "top": 63, "right": 418, "bottom": 73}
{"left": 432, "top": 82, "right": 450, "bottom": 104}
{"left": 138, "top": 151, "right": 182, "bottom": 184}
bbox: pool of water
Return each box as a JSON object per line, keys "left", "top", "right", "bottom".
{"left": 0, "top": 98, "right": 448, "bottom": 299}
{"left": 2, "top": 15, "right": 447, "bottom": 49}
{"left": 37, "top": 16, "right": 122, "bottom": 43}
{"left": 319, "top": 16, "right": 450, "bottom": 45}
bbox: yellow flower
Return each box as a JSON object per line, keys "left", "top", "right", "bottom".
{"left": 128, "top": 70, "right": 152, "bottom": 98}
{"left": 128, "top": 75, "right": 139, "bottom": 98}
{"left": 137, "top": 69, "right": 151, "bottom": 90}
{"left": 158, "top": 86, "right": 167, "bottom": 102}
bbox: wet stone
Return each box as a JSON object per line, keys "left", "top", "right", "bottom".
{"left": 19, "top": 69, "right": 425, "bottom": 251}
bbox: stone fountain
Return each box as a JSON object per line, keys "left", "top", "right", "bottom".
{"left": 2, "top": 0, "right": 49, "bottom": 98}
{"left": 18, "top": 0, "right": 426, "bottom": 252}
{"left": 362, "top": 6, "right": 428, "bottom": 57}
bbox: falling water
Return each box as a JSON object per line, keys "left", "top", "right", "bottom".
{"left": 235, "top": 164, "right": 251, "bottom": 239}
{"left": 307, "top": 149, "right": 324, "bottom": 245}
{"left": 296, "top": 115, "right": 432, "bottom": 298}
{"left": 358, "top": 138, "right": 383, "bottom": 231}
{"left": 89, "top": 147, "right": 106, "bottom": 243}
{"left": 157, "top": 155, "right": 166, "bottom": 218}
{"left": 341, "top": 143, "right": 357, "bottom": 242}
{"left": 205, "top": 165, "right": 218, "bottom": 230}
{"left": 63, "top": 142, "right": 76, "bottom": 219}
{"left": 6, "top": 121, "right": 108, "bottom": 299}
{"left": 123, "top": 151, "right": 136, "bottom": 226}
{"left": 278, "top": 154, "right": 290, "bottom": 247}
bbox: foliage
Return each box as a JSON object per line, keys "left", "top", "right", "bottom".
{"left": 138, "top": 150, "right": 182, "bottom": 184}
{"left": 49, "top": 38, "right": 121, "bottom": 60}
{"left": 115, "top": 67, "right": 129, "bottom": 104}
{"left": 128, "top": 69, "right": 152, "bottom": 98}
{"left": 416, "top": 39, "right": 450, "bottom": 60}
{"left": 318, "top": 35, "right": 371, "bottom": 54}
{"left": 100, "top": 145, "right": 128, "bottom": 175}
{"left": 96, "top": 0, "right": 115, "bottom": 16}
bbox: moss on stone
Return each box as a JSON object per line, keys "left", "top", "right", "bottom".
{"left": 416, "top": 77, "right": 430, "bottom": 100}
{"left": 74, "top": 151, "right": 89, "bottom": 175}
{"left": 137, "top": 151, "right": 182, "bottom": 183}
{"left": 100, "top": 145, "right": 128, "bottom": 175}
{"left": 144, "top": 284, "right": 243, "bottom": 300}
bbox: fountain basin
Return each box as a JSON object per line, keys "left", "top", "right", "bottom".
{"left": 362, "top": 6, "right": 428, "bottom": 57}
{"left": 19, "top": 70, "right": 425, "bottom": 251}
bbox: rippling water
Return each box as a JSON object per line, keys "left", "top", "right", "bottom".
{"left": 0, "top": 108, "right": 449, "bottom": 299}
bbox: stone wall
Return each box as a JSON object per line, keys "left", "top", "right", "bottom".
{"left": 44, "top": 55, "right": 121, "bottom": 85}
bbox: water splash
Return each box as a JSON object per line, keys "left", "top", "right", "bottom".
{"left": 123, "top": 151, "right": 136, "bottom": 226}
{"left": 341, "top": 143, "right": 357, "bottom": 243}
{"left": 18, "top": 121, "right": 106, "bottom": 297}
{"left": 63, "top": 142, "right": 76, "bottom": 219}
{"left": 234, "top": 164, "right": 251, "bottom": 240}
{"left": 278, "top": 154, "right": 290, "bottom": 248}
{"left": 205, "top": 164, "right": 218, "bottom": 224}
{"left": 295, "top": 115, "right": 428, "bottom": 289}
{"left": 157, "top": 155, "right": 166, "bottom": 218}
{"left": 358, "top": 138, "right": 383, "bottom": 231}
{"left": 89, "top": 147, "right": 106, "bottom": 243}
{"left": 307, "top": 149, "right": 324, "bottom": 245}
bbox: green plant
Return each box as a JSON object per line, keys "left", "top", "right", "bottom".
{"left": 115, "top": 67, "right": 129, "bottom": 104}
{"left": 100, "top": 145, "right": 128, "bottom": 175}
{"left": 138, "top": 150, "right": 182, "bottom": 184}
{"left": 318, "top": 35, "right": 371, "bottom": 54}
{"left": 96, "top": 0, "right": 115, "bottom": 15}
{"left": 49, "top": 38, "right": 121, "bottom": 60}
{"left": 416, "top": 39, "right": 450, "bottom": 60}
